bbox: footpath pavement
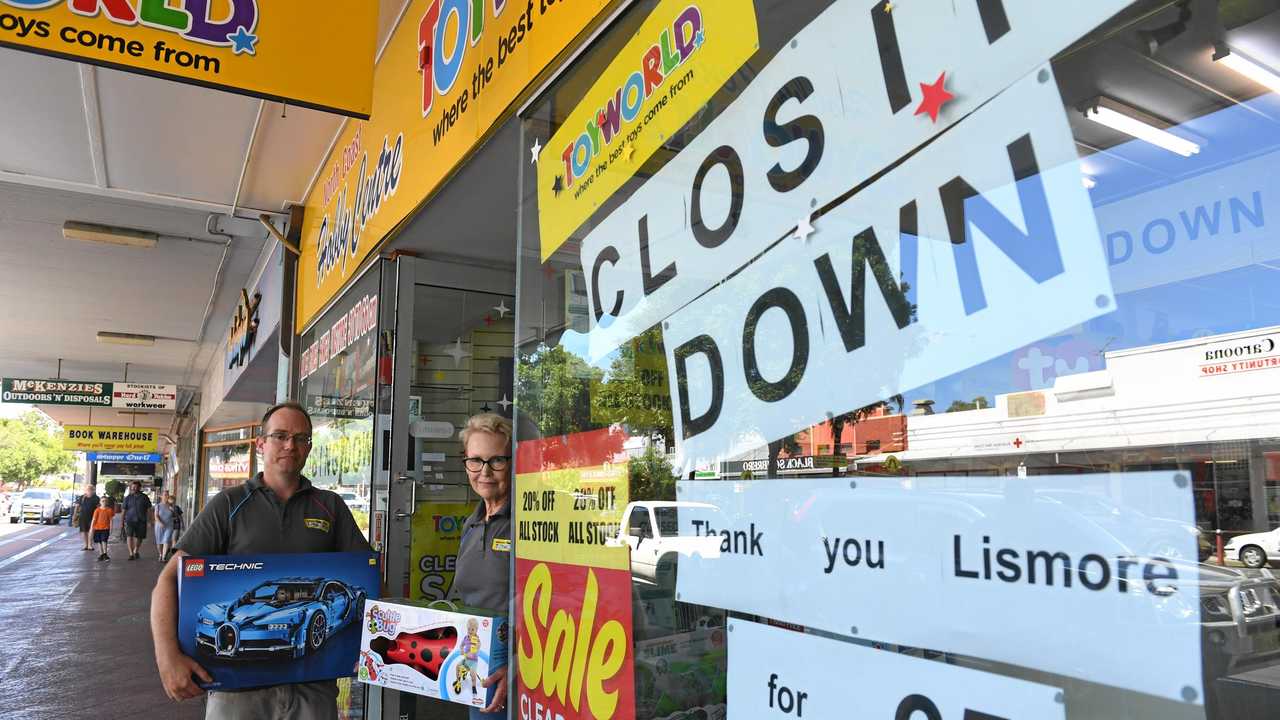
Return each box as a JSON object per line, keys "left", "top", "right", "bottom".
{"left": 0, "top": 518, "right": 205, "bottom": 720}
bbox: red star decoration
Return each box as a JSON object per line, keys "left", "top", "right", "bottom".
{"left": 914, "top": 71, "right": 954, "bottom": 123}
{"left": 542, "top": 264, "right": 557, "bottom": 278}
{"left": 1013, "top": 437, "right": 1023, "bottom": 448}
{"left": 484, "top": 315, "right": 494, "bottom": 326}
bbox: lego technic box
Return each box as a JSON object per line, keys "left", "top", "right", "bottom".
{"left": 177, "top": 551, "right": 380, "bottom": 690}
{"left": 357, "top": 598, "right": 509, "bottom": 709}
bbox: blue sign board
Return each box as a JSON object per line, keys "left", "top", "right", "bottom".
{"left": 87, "top": 452, "right": 162, "bottom": 463}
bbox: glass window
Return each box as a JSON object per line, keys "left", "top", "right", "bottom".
{"left": 515, "top": 0, "right": 1280, "bottom": 717}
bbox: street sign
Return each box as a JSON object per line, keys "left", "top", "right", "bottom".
{"left": 87, "top": 452, "right": 163, "bottom": 463}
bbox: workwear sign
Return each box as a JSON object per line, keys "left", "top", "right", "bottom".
{"left": 64, "top": 425, "right": 159, "bottom": 452}
{"left": 0, "top": 0, "right": 378, "bottom": 118}
{"left": 296, "top": 0, "right": 613, "bottom": 332}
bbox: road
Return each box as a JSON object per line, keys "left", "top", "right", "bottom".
{"left": 0, "top": 517, "right": 205, "bottom": 720}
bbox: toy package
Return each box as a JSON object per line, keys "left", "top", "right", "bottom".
{"left": 176, "top": 551, "right": 380, "bottom": 690}
{"left": 357, "top": 598, "right": 509, "bottom": 709}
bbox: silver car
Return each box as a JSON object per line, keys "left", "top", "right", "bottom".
{"left": 7, "top": 488, "right": 64, "bottom": 525}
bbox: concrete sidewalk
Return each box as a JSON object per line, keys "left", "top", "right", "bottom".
{"left": 0, "top": 522, "right": 204, "bottom": 720}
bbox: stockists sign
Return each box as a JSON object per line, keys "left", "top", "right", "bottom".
{"left": 63, "top": 425, "right": 159, "bottom": 452}
{"left": 3, "top": 378, "right": 177, "bottom": 410}
{"left": 295, "top": 0, "right": 615, "bottom": 332}
{"left": 536, "top": 0, "right": 759, "bottom": 260}
{"left": 2, "top": 378, "right": 111, "bottom": 406}
{"left": 0, "top": 0, "right": 378, "bottom": 118}
{"left": 674, "top": 475, "right": 1203, "bottom": 704}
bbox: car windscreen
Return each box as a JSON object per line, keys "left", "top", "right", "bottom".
{"left": 249, "top": 583, "right": 319, "bottom": 604}
{"left": 654, "top": 507, "right": 681, "bottom": 536}
{"left": 23, "top": 490, "right": 54, "bottom": 500}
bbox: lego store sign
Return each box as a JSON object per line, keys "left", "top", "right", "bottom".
{"left": 297, "top": 0, "right": 614, "bottom": 332}
{"left": 0, "top": 0, "right": 378, "bottom": 117}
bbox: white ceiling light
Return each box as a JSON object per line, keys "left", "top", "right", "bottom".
{"left": 1214, "top": 44, "right": 1280, "bottom": 94}
{"left": 96, "top": 331, "right": 156, "bottom": 346}
{"left": 63, "top": 221, "right": 158, "bottom": 248}
{"left": 1081, "top": 175, "right": 1097, "bottom": 190}
{"left": 1081, "top": 96, "right": 1201, "bottom": 157}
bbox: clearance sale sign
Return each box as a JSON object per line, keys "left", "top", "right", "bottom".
{"left": 514, "top": 429, "right": 636, "bottom": 720}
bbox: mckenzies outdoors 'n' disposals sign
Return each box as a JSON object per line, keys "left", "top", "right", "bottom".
{"left": 727, "top": 620, "right": 1066, "bottom": 720}
{"left": 673, "top": 475, "right": 1203, "bottom": 704}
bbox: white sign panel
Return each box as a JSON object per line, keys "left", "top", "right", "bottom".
{"left": 675, "top": 475, "right": 1203, "bottom": 704}
{"left": 664, "top": 67, "right": 1113, "bottom": 470}
{"left": 578, "top": 0, "right": 1129, "bottom": 362}
{"left": 728, "top": 620, "right": 1065, "bottom": 720}
{"left": 1096, "top": 146, "right": 1276, "bottom": 295}
{"left": 111, "top": 383, "right": 177, "bottom": 411}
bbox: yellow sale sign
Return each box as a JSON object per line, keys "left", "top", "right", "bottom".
{"left": 515, "top": 461, "right": 629, "bottom": 571}
{"left": 0, "top": 0, "right": 378, "bottom": 118}
{"left": 64, "top": 425, "right": 158, "bottom": 452}
{"left": 296, "top": 0, "right": 612, "bottom": 332}
{"left": 536, "top": 0, "right": 759, "bottom": 260}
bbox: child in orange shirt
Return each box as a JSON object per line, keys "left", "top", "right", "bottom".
{"left": 92, "top": 497, "right": 116, "bottom": 562}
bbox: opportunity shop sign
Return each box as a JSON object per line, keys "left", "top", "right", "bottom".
{"left": 296, "top": 0, "right": 614, "bottom": 332}
{"left": 0, "top": 0, "right": 378, "bottom": 118}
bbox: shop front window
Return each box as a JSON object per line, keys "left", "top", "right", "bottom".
{"left": 298, "top": 265, "right": 381, "bottom": 538}
{"left": 200, "top": 426, "right": 258, "bottom": 508}
{"left": 516, "top": 0, "right": 1280, "bottom": 717}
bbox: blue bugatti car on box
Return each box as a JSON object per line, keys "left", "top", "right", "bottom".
{"left": 195, "top": 577, "right": 366, "bottom": 659}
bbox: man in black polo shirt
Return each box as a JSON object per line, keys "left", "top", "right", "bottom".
{"left": 123, "top": 480, "right": 153, "bottom": 560}
{"left": 149, "top": 401, "right": 371, "bottom": 719}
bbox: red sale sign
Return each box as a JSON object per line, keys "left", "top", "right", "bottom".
{"left": 515, "top": 559, "right": 636, "bottom": 719}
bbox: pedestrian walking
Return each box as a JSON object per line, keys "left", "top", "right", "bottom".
{"left": 150, "top": 401, "right": 371, "bottom": 719}
{"left": 123, "top": 480, "right": 154, "bottom": 561}
{"left": 92, "top": 497, "right": 116, "bottom": 561}
{"left": 72, "top": 483, "right": 100, "bottom": 551}
{"left": 154, "top": 492, "right": 177, "bottom": 563}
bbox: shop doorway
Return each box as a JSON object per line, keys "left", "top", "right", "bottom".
{"left": 376, "top": 255, "right": 515, "bottom": 720}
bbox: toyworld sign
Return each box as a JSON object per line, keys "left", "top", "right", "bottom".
{"left": 0, "top": 0, "right": 378, "bottom": 118}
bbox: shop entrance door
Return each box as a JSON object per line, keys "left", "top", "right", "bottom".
{"left": 377, "top": 255, "right": 515, "bottom": 720}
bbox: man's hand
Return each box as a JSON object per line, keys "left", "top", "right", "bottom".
{"left": 481, "top": 665, "right": 509, "bottom": 713}
{"left": 156, "top": 648, "right": 212, "bottom": 701}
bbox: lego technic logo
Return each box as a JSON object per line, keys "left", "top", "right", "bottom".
{"left": 366, "top": 605, "right": 402, "bottom": 636}
{"left": 184, "top": 558, "right": 205, "bottom": 577}
{"left": 207, "top": 561, "right": 266, "bottom": 571}
{"left": 0, "top": 0, "right": 261, "bottom": 52}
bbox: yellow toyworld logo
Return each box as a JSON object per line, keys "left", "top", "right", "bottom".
{"left": 305, "top": 518, "right": 332, "bottom": 533}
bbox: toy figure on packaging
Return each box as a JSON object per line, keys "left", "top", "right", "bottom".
{"left": 452, "top": 618, "right": 483, "bottom": 696}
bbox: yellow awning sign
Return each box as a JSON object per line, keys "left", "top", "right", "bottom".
{"left": 0, "top": 0, "right": 379, "bottom": 118}
{"left": 536, "top": 0, "right": 760, "bottom": 260}
{"left": 64, "top": 425, "right": 159, "bottom": 453}
{"left": 296, "top": 0, "right": 614, "bottom": 332}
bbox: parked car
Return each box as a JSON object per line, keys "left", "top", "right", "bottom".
{"left": 60, "top": 491, "right": 75, "bottom": 517}
{"left": 612, "top": 501, "right": 722, "bottom": 588}
{"left": 195, "top": 577, "right": 366, "bottom": 659}
{"left": 8, "top": 488, "right": 65, "bottom": 524}
{"left": 1223, "top": 527, "right": 1280, "bottom": 569}
{"left": 337, "top": 491, "right": 368, "bottom": 513}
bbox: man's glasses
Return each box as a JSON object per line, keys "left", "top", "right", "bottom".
{"left": 463, "top": 456, "right": 511, "bottom": 472}
{"left": 265, "top": 431, "right": 313, "bottom": 446}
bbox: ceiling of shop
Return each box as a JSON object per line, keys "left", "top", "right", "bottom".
{"left": 0, "top": 0, "right": 408, "bottom": 439}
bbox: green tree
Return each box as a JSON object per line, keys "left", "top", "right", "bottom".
{"left": 945, "top": 396, "right": 990, "bottom": 413}
{"left": 516, "top": 343, "right": 602, "bottom": 437}
{"left": 629, "top": 446, "right": 676, "bottom": 502}
{"left": 0, "top": 411, "right": 76, "bottom": 489}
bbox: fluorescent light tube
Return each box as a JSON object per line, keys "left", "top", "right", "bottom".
{"left": 1215, "top": 45, "right": 1280, "bottom": 94}
{"left": 63, "top": 221, "right": 158, "bottom": 248}
{"left": 96, "top": 332, "right": 156, "bottom": 346}
{"left": 1082, "top": 97, "right": 1201, "bottom": 157}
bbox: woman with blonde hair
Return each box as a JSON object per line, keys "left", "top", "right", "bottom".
{"left": 448, "top": 413, "right": 513, "bottom": 719}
